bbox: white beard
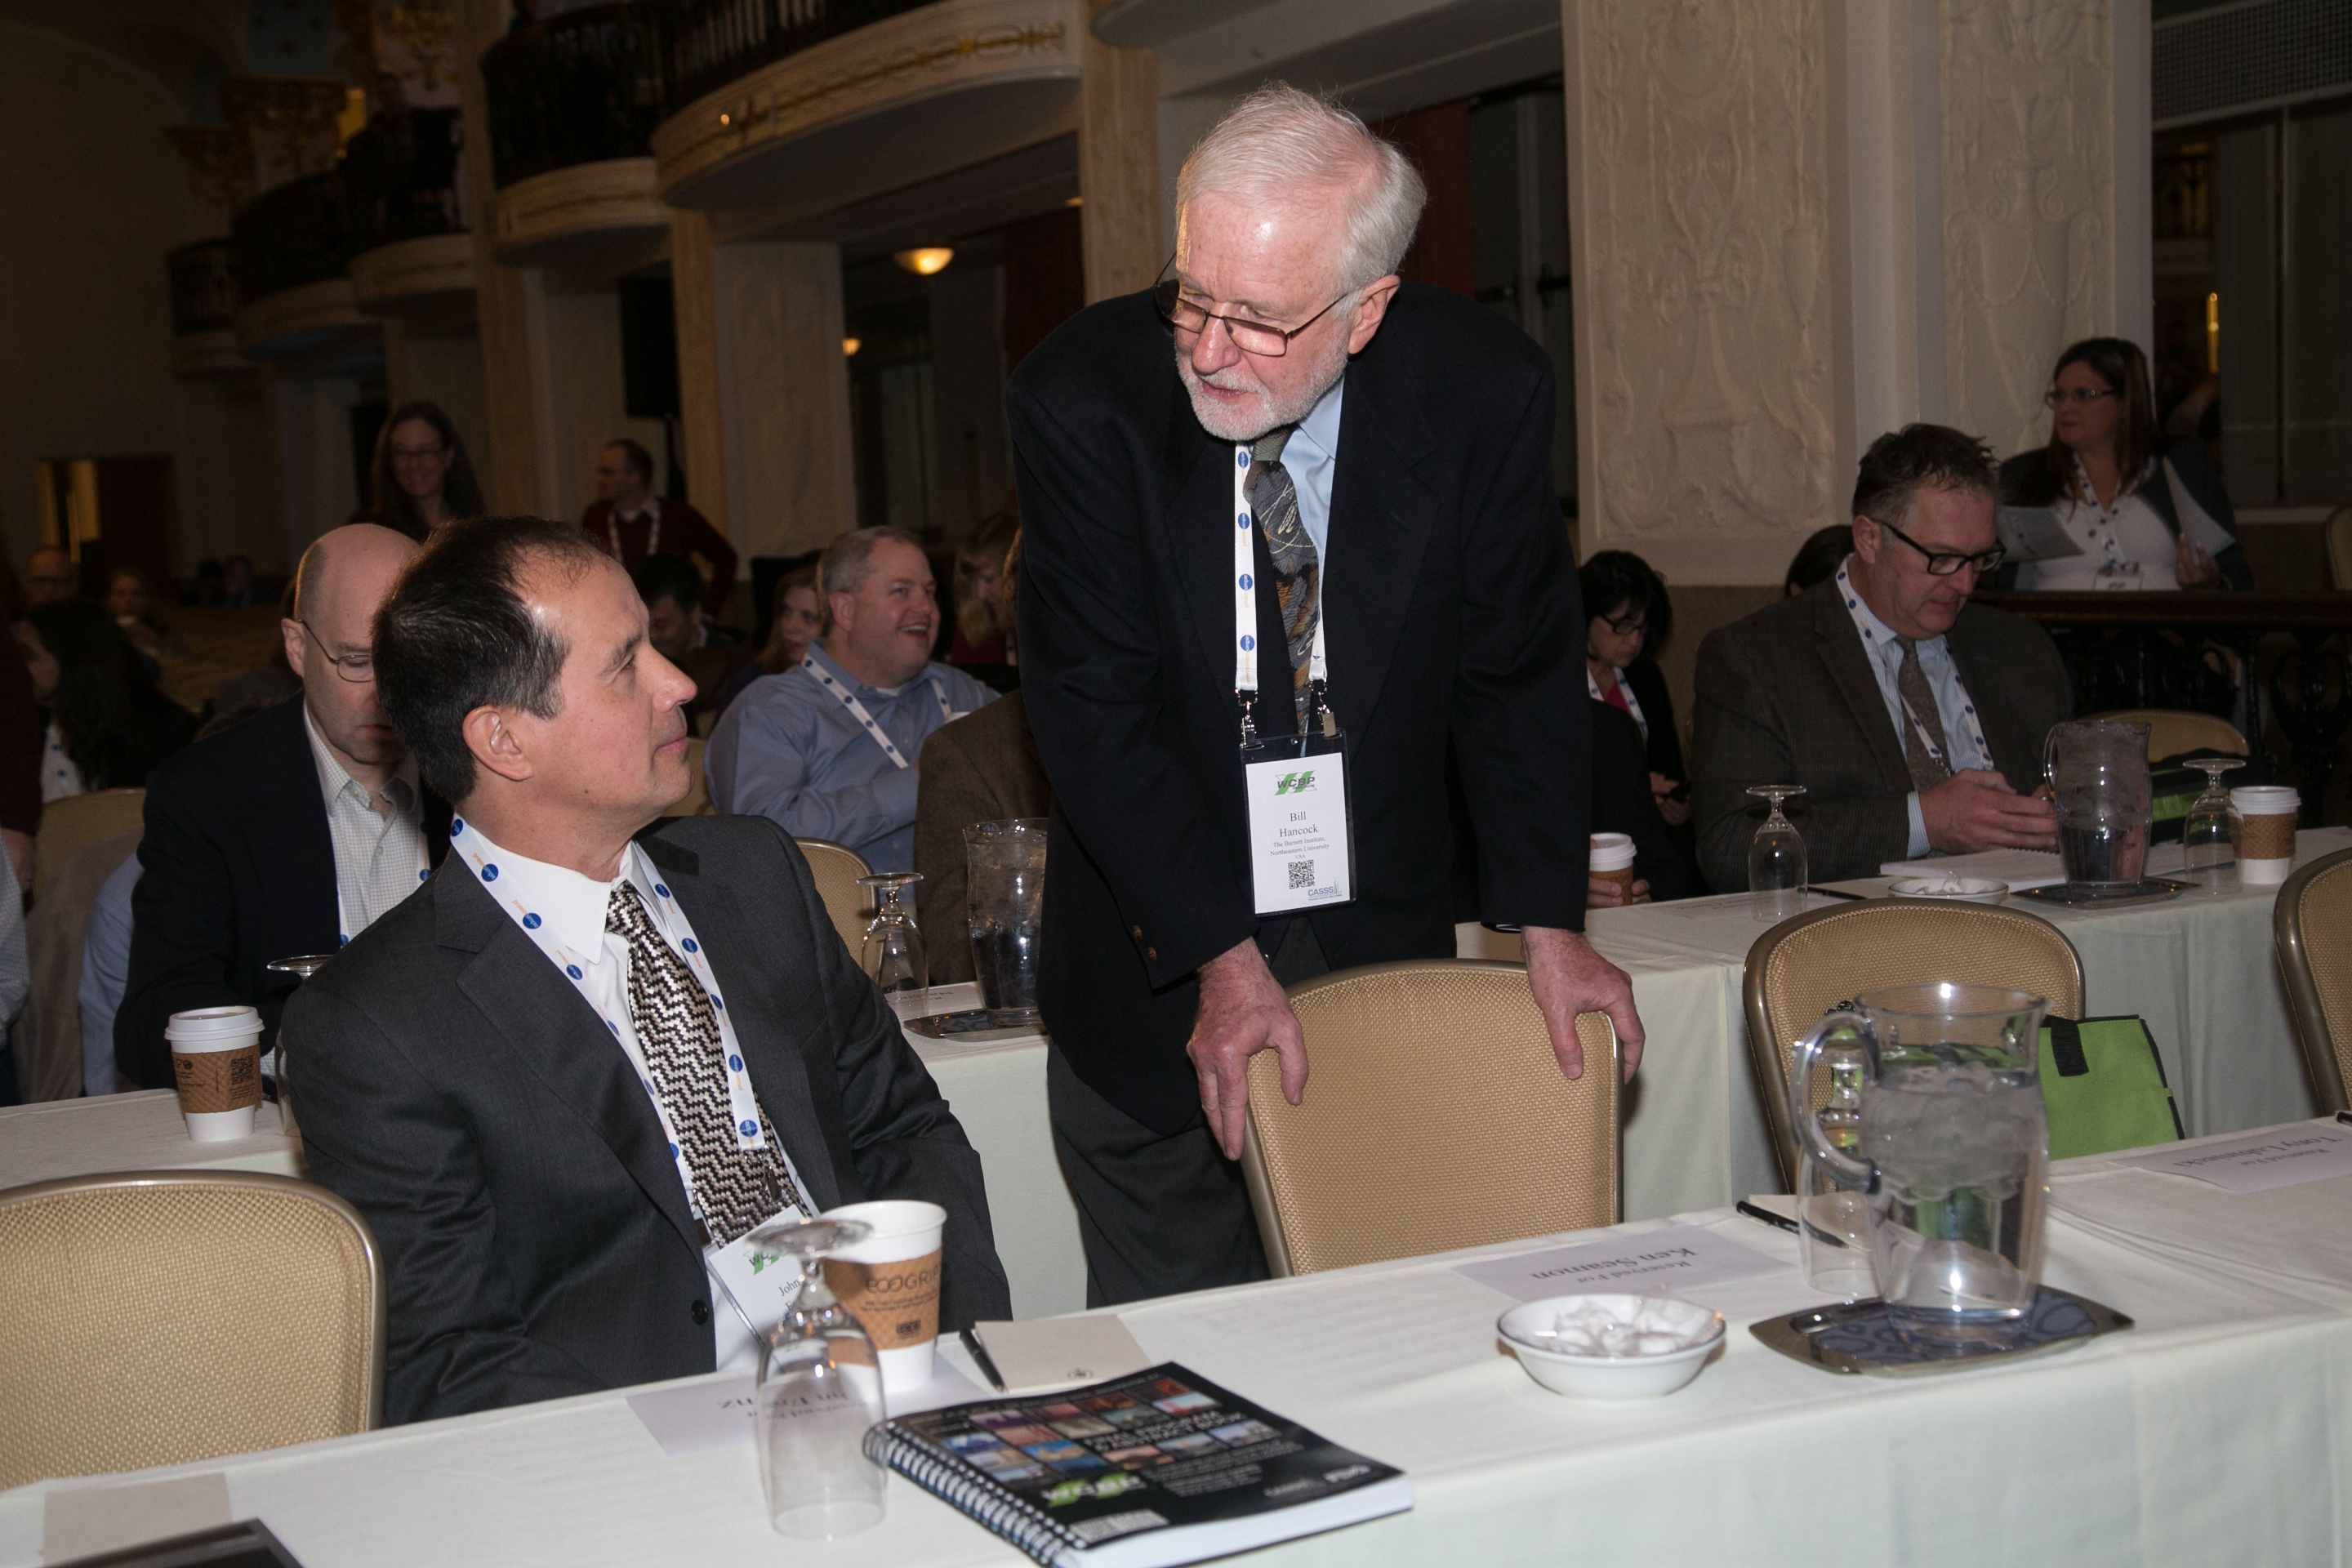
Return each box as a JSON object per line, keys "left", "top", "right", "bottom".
{"left": 1176, "top": 324, "right": 1352, "bottom": 443}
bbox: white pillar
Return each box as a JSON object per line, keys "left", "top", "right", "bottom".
{"left": 702, "top": 240, "right": 858, "bottom": 561}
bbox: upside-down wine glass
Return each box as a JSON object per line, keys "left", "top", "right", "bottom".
{"left": 1747, "top": 784, "right": 1809, "bottom": 923}
{"left": 855, "top": 871, "right": 928, "bottom": 1014}
{"left": 748, "top": 1216, "right": 889, "bottom": 1539}
{"left": 2181, "top": 756, "right": 2247, "bottom": 893}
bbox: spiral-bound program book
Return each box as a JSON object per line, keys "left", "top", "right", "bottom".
{"left": 862, "top": 1361, "right": 1410, "bottom": 1567}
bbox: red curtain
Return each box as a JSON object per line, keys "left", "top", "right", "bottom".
{"left": 1003, "top": 205, "right": 1086, "bottom": 368}
{"left": 1373, "top": 100, "right": 1474, "bottom": 298}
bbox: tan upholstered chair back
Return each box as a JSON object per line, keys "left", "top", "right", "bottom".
{"left": 1241, "top": 960, "right": 1619, "bottom": 1277}
{"left": 2083, "top": 708, "right": 2248, "bottom": 759}
{"left": 2327, "top": 506, "right": 2352, "bottom": 589}
{"left": 796, "top": 838, "right": 874, "bottom": 956}
{"left": 1744, "top": 902, "right": 2084, "bottom": 1188}
{"left": 0, "top": 1171, "right": 384, "bottom": 1490}
{"left": 662, "top": 737, "right": 715, "bottom": 818}
{"left": 2275, "top": 846, "right": 2352, "bottom": 1114}
{"left": 32, "top": 788, "right": 146, "bottom": 898}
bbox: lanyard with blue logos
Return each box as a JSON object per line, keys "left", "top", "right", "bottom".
{"left": 1232, "top": 443, "right": 1356, "bottom": 915}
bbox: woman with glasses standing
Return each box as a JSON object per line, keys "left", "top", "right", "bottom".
{"left": 1999, "top": 336, "right": 2247, "bottom": 590}
{"left": 367, "top": 401, "right": 487, "bottom": 541}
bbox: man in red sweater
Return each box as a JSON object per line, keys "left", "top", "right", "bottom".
{"left": 580, "top": 439, "right": 737, "bottom": 618}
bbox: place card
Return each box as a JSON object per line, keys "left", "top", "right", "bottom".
{"left": 1451, "top": 1223, "right": 1786, "bottom": 1302}
{"left": 2114, "top": 1123, "right": 2352, "bottom": 1192}
{"left": 625, "top": 1359, "right": 987, "bottom": 1458}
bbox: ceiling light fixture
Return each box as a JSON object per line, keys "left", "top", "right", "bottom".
{"left": 893, "top": 247, "right": 954, "bottom": 276}
{"left": 842, "top": 336, "right": 862, "bottom": 355}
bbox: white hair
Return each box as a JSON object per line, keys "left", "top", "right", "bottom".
{"left": 1175, "top": 82, "right": 1427, "bottom": 292}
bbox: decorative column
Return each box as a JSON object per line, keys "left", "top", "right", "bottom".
{"left": 453, "top": 0, "right": 546, "bottom": 514}
{"left": 1080, "top": 0, "right": 1162, "bottom": 302}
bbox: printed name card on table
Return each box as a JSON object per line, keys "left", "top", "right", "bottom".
{"left": 1451, "top": 1223, "right": 1785, "bottom": 1302}
{"left": 2115, "top": 1123, "right": 2352, "bottom": 1193}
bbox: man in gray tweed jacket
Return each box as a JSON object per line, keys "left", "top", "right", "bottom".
{"left": 1690, "top": 425, "right": 2072, "bottom": 893}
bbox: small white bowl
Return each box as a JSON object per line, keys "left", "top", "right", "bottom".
{"left": 1497, "top": 1294, "right": 1726, "bottom": 1399}
{"left": 1888, "top": 875, "right": 2010, "bottom": 905}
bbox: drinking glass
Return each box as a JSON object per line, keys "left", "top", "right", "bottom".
{"left": 750, "top": 1216, "right": 889, "bottom": 1539}
{"left": 964, "top": 819, "right": 1048, "bottom": 1028}
{"left": 1747, "top": 784, "right": 1808, "bottom": 922}
{"left": 855, "top": 872, "right": 927, "bottom": 1012}
{"left": 262, "top": 953, "right": 336, "bottom": 1134}
{"left": 2180, "top": 757, "right": 2247, "bottom": 892}
{"left": 1797, "top": 1038, "right": 1876, "bottom": 1301}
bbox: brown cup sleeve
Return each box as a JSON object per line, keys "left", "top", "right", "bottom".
{"left": 173, "top": 1045, "right": 263, "bottom": 1115}
{"left": 824, "top": 1250, "right": 942, "bottom": 1351}
{"left": 2240, "top": 813, "right": 2297, "bottom": 861}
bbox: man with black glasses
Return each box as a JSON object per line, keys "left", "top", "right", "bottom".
{"left": 1690, "top": 424, "right": 2069, "bottom": 893}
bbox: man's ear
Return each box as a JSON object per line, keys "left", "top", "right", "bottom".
{"left": 461, "top": 705, "right": 533, "bottom": 786}
{"left": 1849, "top": 514, "right": 1884, "bottom": 568}
{"left": 826, "top": 590, "right": 858, "bottom": 637}
{"left": 279, "top": 618, "right": 306, "bottom": 675}
{"left": 1346, "top": 274, "right": 1402, "bottom": 355}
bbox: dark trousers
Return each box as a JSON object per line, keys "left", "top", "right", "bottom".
{"left": 1046, "top": 917, "right": 1329, "bottom": 1307}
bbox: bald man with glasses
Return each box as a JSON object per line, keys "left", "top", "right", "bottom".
{"left": 118, "top": 524, "right": 456, "bottom": 1088}
{"left": 1690, "top": 424, "right": 2071, "bottom": 893}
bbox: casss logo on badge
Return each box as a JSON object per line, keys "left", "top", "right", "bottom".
{"left": 1273, "top": 771, "right": 1316, "bottom": 796}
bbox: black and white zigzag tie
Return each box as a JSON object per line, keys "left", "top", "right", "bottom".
{"left": 1246, "top": 425, "right": 1319, "bottom": 717}
{"left": 606, "top": 882, "right": 800, "bottom": 1245}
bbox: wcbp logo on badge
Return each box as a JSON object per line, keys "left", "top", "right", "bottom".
{"left": 1273, "top": 771, "right": 1316, "bottom": 795}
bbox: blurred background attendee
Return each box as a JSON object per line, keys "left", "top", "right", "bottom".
{"left": 632, "top": 551, "right": 749, "bottom": 726}
{"left": 369, "top": 400, "right": 486, "bottom": 541}
{"left": 1579, "top": 550, "right": 1688, "bottom": 831}
{"left": 1584, "top": 698, "right": 1697, "bottom": 907}
{"left": 584, "top": 438, "right": 735, "bottom": 617}
{"left": 16, "top": 599, "right": 192, "bottom": 800}
{"left": 106, "top": 567, "right": 183, "bottom": 661}
{"left": 0, "top": 604, "right": 37, "bottom": 887}
{"left": 1999, "top": 336, "right": 2247, "bottom": 591}
{"left": 915, "top": 531, "right": 1051, "bottom": 978}
{"left": 221, "top": 555, "right": 256, "bottom": 609}
{"left": 1784, "top": 523, "right": 1853, "bottom": 597}
{"left": 948, "top": 511, "right": 1019, "bottom": 670}
{"left": 23, "top": 546, "right": 76, "bottom": 606}
{"left": 715, "top": 563, "right": 821, "bottom": 723}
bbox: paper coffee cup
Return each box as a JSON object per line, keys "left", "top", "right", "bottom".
{"left": 1589, "top": 832, "right": 1637, "bottom": 900}
{"left": 2230, "top": 786, "right": 2299, "bottom": 884}
{"left": 166, "top": 1006, "right": 264, "bottom": 1142}
{"left": 822, "top": 1200, "right": 945, "bottom": 1398}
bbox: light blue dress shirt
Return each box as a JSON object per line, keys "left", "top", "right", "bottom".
{"left": 1285, "top": 373, "right": 1345, "bottom": 567}
{"left": 79, "top": 853, "right": 139, "bottom": 1096}
{"left": 705, "top": 644, "right": 997, "bottom": 872}
{"left": 1834, "top": 559, "right": 1992, "bottom": 858}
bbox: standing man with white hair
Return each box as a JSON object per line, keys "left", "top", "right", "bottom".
{"left": 1008, "top": 83, "right": 1646, "bottom": 1305}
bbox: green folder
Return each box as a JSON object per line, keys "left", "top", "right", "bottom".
{"left": 2038, "top": 1016, "right": 2186, "bottom": 1160}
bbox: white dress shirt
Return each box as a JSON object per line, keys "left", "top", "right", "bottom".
{"left": 1835, "top": 559, "right": 1993, "bottom": 858}
{"left": 40, "top": 722, "right": 83, "bottom": 802}
{"left": 302, "top": 706, "right": 430, "bottom": 943}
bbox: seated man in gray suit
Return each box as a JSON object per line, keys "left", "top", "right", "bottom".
{"left": 1690, "top": 424, "right": 2070, "bottom": 891}
{"left": 288, "top": 515, "right": 1010, "bottom": 1425}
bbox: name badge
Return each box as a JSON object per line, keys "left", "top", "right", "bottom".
{"left": 1243, "top": 732, "right": 1355, "bottom": 915}
{"left": 704, "top": 1203, "right": 809, "bottom": 1371}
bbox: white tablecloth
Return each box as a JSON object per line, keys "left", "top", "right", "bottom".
{"left": 7, "top": 1121, "right": 2346, "bottom": 1567}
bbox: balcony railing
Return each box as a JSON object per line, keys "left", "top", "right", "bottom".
{"left": 659, "top": 0, "right": 938, "bottom": 112}
{"left": 482, "top": 2, "right": 666, "bottom": 189}
{"left": 167, "top": 239, "right": 238, "bottom": 335}
{"left": 229, "top": 171, "right": 355, "bottom": 304}
{"left": 341, "top": 106, "right": 464, "bottom": 252}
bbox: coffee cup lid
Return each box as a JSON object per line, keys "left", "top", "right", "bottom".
{"left": 1589, "top": 832, "right": 1637, "bottom": 872}
{"left": 166, "top": 1005, "right": 263, "bottom": 1045}
{"left": 2231, "top": 786, "right": 2300, "bottom": 810}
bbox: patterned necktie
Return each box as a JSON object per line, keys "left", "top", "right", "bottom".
{"left": 1246, "top": 427, "right": 1319, "bottom": 715}
{"left": 1893, "top": 638, "right": 1954, "bottom": 791}
{"left": 606, "top": 882, "right": 800, "bottom": 1245}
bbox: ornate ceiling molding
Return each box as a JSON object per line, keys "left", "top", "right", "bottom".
{"left": 489, "top": 156, "right": 671, "bottom": 271}
{"left": 350, "top": 232, "right": 475, "bottom": 310}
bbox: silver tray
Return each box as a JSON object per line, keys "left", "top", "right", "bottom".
{"left": 903, "top": 1008, "right": 1039, "bottom": 1044}
{"left": 2016, "top": 878, "right": 2191, "bottom": 909}
{"left": 1748, "top": 1287, "right": 2132, "bottom": 1377}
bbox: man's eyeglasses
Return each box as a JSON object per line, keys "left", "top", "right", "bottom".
{"left": 2042, "top": 385, "right": 2118, "bottom": 408}
{"left": 1872, "top": 518, "right": 2007, "bottom": 577}
{"left": 1152, "top": 257, "right": 1352, "bottom": 359}
{"left": 300, "top": 620, "right": 375, "bottom": 684}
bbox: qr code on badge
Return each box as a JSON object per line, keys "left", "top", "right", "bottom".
{"left": 1287, "top": 859, "right": 1315, "bottom": 890}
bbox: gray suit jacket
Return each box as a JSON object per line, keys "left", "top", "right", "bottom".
{"left": 1690, "top": 579, "right": 2071, "bottom": 892}
{"left": 287, "top": 814, "right": 1010, "bottom": 1426}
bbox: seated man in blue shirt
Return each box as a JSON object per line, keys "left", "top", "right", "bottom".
{"left": 707, "top": 527, "right": 996, "bottom": 871}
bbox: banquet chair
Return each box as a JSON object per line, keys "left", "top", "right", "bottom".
{"left": 1240, "top": 960, "right": 1618, "bottom": 1276}
{"left": 2326, "top": 506, "right": 2352, "bottom": 589}
{"left": 0, "top": 1171, "right": 384, "bottom": 1490}
{"left": 796, "top": 838, "right": 875, "bottom": 956}
{"left": 2274, "top": 845, "right": 2352, "bottom": 1114}
{"left": 1744, "top": 901, "right": 2084, "bottom": 1188}
{"left": 31, "top": 787, "right": 146, "bottom": 898}
{"left": 2082, "top": 708, "right": 2247, "bottom": 759}
{"left": 662, "top": 737, "right": 715, "bottom": 817}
